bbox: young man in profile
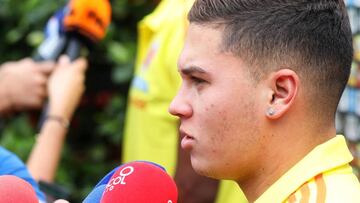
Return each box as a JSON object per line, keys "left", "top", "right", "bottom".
{"left": 169, "top": 0, "right": 360, "bottom": 202}
{"left": 121, "top": 0, "right": 246, "bottom": 202}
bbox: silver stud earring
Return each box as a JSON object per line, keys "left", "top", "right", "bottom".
{"left": 267, "top": 108, "right": 276, "bottom": 116}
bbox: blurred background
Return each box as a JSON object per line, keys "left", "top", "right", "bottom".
{"left": 336, "top": 1, "right": 360, "bottom": 177}
{"left": 0, "top": 0, "right": 156, "bottom": 201}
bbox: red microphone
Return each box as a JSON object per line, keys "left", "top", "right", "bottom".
{"left": 100, "top": 161, "right": 178, "bottom": 203}
{"left": 0, "top": 175, "right": 38, "bottom": 203}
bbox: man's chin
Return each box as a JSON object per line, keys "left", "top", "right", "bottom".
{"left": 192, "top": 163, "right": 220, "bottom": 180}
{"left": 192, "top": 162, "right": 236, "bottom": 181}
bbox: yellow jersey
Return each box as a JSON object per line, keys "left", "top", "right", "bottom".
{"left": 256, "top": 135, "right": 360, "bottom": 203}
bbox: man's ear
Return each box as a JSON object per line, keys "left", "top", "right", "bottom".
{"left": 265, "top": 69, "right": 299, "bottom": 120}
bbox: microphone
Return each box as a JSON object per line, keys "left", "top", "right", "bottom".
{"left": 34, "top": 0, "right": 111, "bottom": 129}
{"left": 34, "top": 0, "right": 111, "bottom": 62}
{"left": 63, "top": 0, "right": 111, "bottom": 60}
{"left": 82, "top": 166, "right": 122, "bottom": 203}
{"left": 0, "top": 175, "right": 38, "bottom": 203}
{"left": 83, "top": 184, "right": 106, "bottom": 203}
{"left": 101, "top": 161, "right": 178, "bottom": 203}
{"left": 33, "top": 8, "right": 67, "bottom": 61}
{"left": 82, "top": 161, "right": 178, "bottom": 203}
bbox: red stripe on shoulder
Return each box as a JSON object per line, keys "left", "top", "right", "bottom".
{"left": 288, "top": 193, "right": 297, "bottom": 203}
{"left": 299, "top": 182, "right": 310, "bottom": 203}
{"left": 315, "top": 173, "right": 327, "bottom": 203}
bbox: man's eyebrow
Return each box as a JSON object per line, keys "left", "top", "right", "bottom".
{"left": 180, "top": 66, "right": 206, "bottom": 75}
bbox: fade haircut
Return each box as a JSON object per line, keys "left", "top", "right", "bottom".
{"left": 189, "top": 0, "right": 353, "bottom": 116}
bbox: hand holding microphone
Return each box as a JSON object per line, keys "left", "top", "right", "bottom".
{"left": 33, "top": 0, "right": 112, "bottom": 119}
{"left": 27, "top": 0, "right": 111, "bottom": 188}
{"left": 47, "top": 56, "right": 87, "bottom": 124}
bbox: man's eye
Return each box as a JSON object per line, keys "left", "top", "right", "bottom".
{"left": 190, "top": 76, "right": 206, "bottom": 85}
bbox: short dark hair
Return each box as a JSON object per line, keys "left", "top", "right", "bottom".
{"left": 189, "top": 0, "right": 353, "bottom": 117}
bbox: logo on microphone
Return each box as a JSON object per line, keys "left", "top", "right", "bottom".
{"left": 105, "top": 166, "right": 134, "bottom": 192}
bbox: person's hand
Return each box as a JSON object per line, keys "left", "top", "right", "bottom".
{"left": 0, "top": 58, "right": 54, "bottom": 113}
{"left": 47, "top": 55, "right": 88, "bottom": 121}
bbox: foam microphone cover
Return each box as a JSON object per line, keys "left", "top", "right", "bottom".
{"left": 83, "top": 184, "right": 106, "bottom": 203}
{"left": 0, "top": 175, "right": 38, "bottom": 203}
{"left": 101, "top": 161, "right": 178, "bottom": 203}
{"left": 82, "top": 166, "right": 121, "bottom": 203}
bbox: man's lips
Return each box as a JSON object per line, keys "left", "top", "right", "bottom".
{"left": 180, "top": 129, "right": 195, "bottom": 150}
{"left": 180, "top": 129, "right": 194, "bottom": 139}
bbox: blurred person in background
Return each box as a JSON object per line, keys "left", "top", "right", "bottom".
{"left": 121, "top": 0, "right": 247, "bottom": 202}
{"left": 336, "top": 2, "right": 360, "bottom": 176}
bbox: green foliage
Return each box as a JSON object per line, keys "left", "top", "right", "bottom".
{"left": 0, "top": 0, "right": 156, "bottom": 201}
{"left": 0, "top": 0, "right": 65, "bottom": 60}
{"left": 0, "top": 115, "right": 35, "bottom": 160}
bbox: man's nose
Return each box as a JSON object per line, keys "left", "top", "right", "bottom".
{"left": 168, "top": 90, "right": 193, "bottom": 118}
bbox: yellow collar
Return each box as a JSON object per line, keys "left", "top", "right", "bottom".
{"left": 255, "top": 135, "right": 353, "bottom": 203}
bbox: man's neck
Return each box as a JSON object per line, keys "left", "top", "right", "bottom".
{"left": 238, "top": 122, "right": 336, "bottom": 202}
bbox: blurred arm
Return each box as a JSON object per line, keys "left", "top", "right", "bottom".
{"left": 27, "top": 56, "right": 87, "bottom": 182}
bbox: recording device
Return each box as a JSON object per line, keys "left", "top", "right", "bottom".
{"left": 62, "top": 0, "right": 111, "bottom": 60}
{"left": 83, "top": 165, "right": 121, "bottom": 203}
{"left": 82, "top": 184, "right": 107, "bottom": 203}
{"left": 0, "top": 175, "right": 38, "bottom": 203}
{"left": 31, "top": 1, "right": 112, "bottom": 198}
{"left": 34, "top": 0, "right": 111, "bottom": 129}
{"left": 82, "top": 161, "right": 178, "bottom": 203}
{"left": 34, "top": 0, "right": 111, "bottom": 61}
{"left": 33, "top": 8, "right": 67, "bottom": 61}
